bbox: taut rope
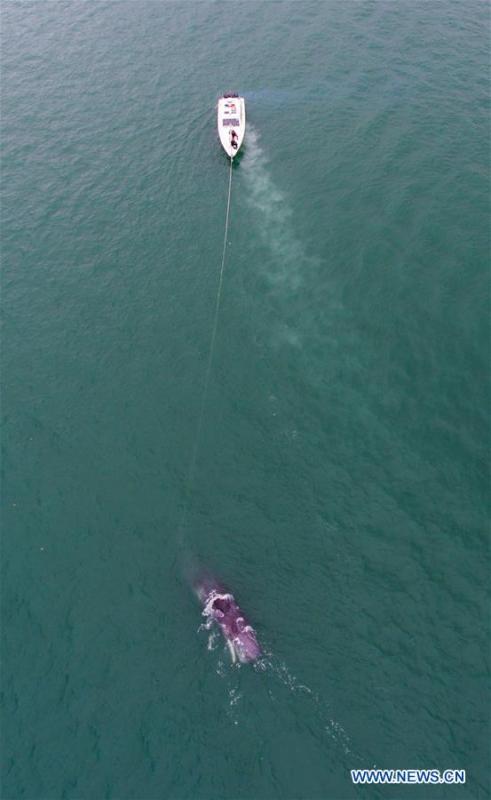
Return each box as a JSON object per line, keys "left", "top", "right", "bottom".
{"left": 177, "top": 156, "right": 234, "bottom": 540}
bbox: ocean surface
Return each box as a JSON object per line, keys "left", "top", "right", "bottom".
{"left": 1, "top": 2, "right": 489, "bottom": 799}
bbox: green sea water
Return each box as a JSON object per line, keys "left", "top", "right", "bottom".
{"left": 1, "top": 2, "right": 489, "bottom": 799}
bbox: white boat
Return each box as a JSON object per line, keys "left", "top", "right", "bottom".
{"left": 217, "top": 93, "right": 246, "bottom": 159}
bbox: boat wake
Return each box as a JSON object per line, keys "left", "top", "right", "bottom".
{"left": 240, "top": 126, "right": 325, "bottom": 354}
{"left": 241, "top": 125, "right": 353, "bottom": 375}
{"left": 241, "top": 126, "right": 316, "bottom": 295}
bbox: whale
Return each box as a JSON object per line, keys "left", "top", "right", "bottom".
{"left": 193, "top": 573, "right": 261, "bottom": 664}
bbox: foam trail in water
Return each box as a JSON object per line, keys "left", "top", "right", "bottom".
{"left": 241, "top": 126, "right": 316, "bottom": 295}
{"left": 256, "top": 654, "right": 356, "bottom": 758}
{"left": 199, "top": 622, "right": 358, "bottom": 760}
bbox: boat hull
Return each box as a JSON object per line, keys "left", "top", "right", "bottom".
{"left": 217, "top": 95, "right": 246, "bottom": 159}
